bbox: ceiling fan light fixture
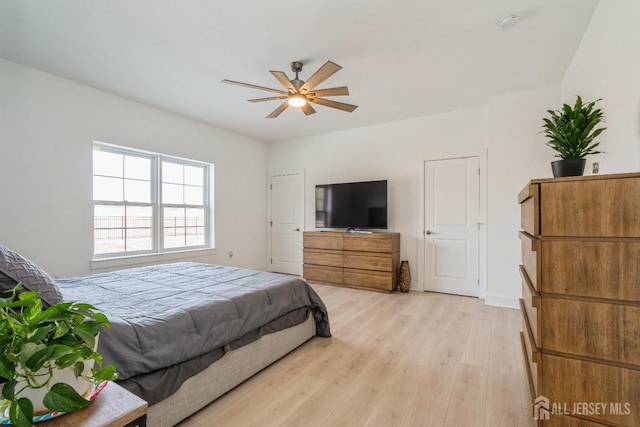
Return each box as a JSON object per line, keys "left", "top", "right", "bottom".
{"left": 288, "top": 94, "right": 307, "bottom": 107}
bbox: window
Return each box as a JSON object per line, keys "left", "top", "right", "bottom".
{"left": 93, "top": 143, "right": 211, "bottom": 257}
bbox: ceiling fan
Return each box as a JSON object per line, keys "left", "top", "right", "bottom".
{"left": 222, "top": 60, "right": 358, "bottom": 118}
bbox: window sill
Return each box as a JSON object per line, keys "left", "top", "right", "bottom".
{"left": 90, "top": 248, "right": 217, "bottom": 271}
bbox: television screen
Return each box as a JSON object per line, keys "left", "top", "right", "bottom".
{"left": 315, "top": 180, "right": 388, "bottom": 229}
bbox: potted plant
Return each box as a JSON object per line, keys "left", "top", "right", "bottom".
{"left": 0, "top": 284, "right": 118, "bottom": 427}
{"left": 542, "top": 95, "right": 606, "bottom": 177}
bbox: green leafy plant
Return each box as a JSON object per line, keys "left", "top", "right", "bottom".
{"left": 0, "top": 285, "right": 118, "bottom": 427}
{"left": 542, "top": 96, "right": 606, "bottom": 159}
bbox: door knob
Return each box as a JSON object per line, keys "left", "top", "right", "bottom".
{"left": 295, "top": 228, "right": 300, "bottom": 232}
{"left": 425, "top": 230, "right": 434, "bottom": 235}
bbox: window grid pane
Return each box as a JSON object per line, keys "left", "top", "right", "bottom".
{"left": 184, "top": 166, "right": 203, "bottom": 186}
{"left": 93, "top": 176, "right": 124, "bottom": 201}
{"left": 94, "top": 204, "right": 153, "bottom": 255}
{"left": 162, "top": 162, "right": 183, "bottom": 184}
{"left": 124, "top": 179, "right": 151, "bottom": 203}
{"left": 124, "top": 156, "right": 151, "bottom": 180}
{"left": 162, "top": 183, "right": 184, "bottom": 204}
{"left": 163, "top": 207, "right": 205, "bottom": 249}
{"left": 94, "top": 205, "right": 125, "bottom": 254}
{"left": 184, "top": 185, "right": 204, "bottom": 205}
{"left": 93, "top": 151, "right": 123, "bottom": 178}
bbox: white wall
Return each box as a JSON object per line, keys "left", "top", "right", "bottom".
{"left": 487, "top": 85, "right": 559, "bottom": 306}
{"left": 0, "top": 58, "right": 268, "bottom": 277}
{"left": 561, "top": 0, "right": 640, "bottom": 173}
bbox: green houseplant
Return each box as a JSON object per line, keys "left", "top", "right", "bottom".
{"left": 0, "top": 285, "right": 118, "bottom": 427}
{"left": 542, "top": 96, "right": 606, "bottom": 177}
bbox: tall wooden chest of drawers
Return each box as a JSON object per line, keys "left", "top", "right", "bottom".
{"left": 303, "top": 231, "right": 400, "bottom": 292}
{"left": 518, "top": 172, "right": 640, "bottom": 426}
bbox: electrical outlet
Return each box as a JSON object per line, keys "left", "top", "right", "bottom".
{"left": 592, "top": 162, "right": 599, "bottom": 174}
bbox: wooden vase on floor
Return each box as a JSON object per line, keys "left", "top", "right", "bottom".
{"left": 398, "top": 260, "right": 410, "bottom": 292}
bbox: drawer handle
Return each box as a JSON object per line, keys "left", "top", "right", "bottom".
{"left": 519, "top": 299, "right": 541, "bottom": 364}
{"left": 519, "top": 265, "right": 541, "bottom": 307}
{"left": 519, "top": 231, "right": 540, "bottom": 251}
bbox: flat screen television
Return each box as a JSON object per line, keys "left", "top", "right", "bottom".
{"left": 315, "top": 180, "right": 388, "bottom": 230}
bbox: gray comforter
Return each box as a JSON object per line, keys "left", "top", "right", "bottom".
{"left": 55, "top": 262, "right": 330, "bottom": 383}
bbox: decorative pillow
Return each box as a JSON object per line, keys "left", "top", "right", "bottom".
{"left": 0, "top": 244, "right": 64, "bottom": 308}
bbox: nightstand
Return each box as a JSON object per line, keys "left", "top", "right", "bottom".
{"left": 39, "top": 381, "right": 147, "bottom": 427}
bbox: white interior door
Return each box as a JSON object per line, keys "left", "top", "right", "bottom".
{"left": 270, "top": 171, "right": 304, "bottom": 275}
{"left": 424, "top": 157, "right": 480, "bottom": 297}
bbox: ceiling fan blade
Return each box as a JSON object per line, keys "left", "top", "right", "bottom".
{"left": 307, "top": 86, "right": 350, "bottom": 97}
{"left": 267, "top": 101, "right": 290, "bottom": 118}
{"left": 300, "top": 102, "right": 317, "bottom": 116}
{"left": 248, "top": 96, "right": 289, "bottom": 103}
{"left": 270, "top": 71, "right": 296, "bottom": 92}
{"left": 221, "top": 79, "right": 287, "bottom": 95}
{"left": 300, "top": 61, "right": 342, "bottom": 92}
{"left": 308, "top": 97, "right": 358, "bottom": 112}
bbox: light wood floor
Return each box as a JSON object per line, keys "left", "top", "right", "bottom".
{"left": 178, "top": 284, "right": 531, "bottom": 427}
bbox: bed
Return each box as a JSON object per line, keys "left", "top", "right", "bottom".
{"left": 0, "top": 246, "right": 330, "bottom": 427}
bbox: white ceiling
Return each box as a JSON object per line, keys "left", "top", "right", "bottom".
{"left": 0, "top": 0, "right": 599, "bottom": 143}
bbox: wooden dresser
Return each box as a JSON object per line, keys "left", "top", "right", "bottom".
{"left": 518, "top": 172, "right": 640, "bottom": 426}
{"left": 303, "top": 231, "right": 400, "bottom": 292}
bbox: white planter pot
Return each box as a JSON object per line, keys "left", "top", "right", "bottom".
{"left": 13, "top": 360, "right": 95, "bottom": 415}
{"left": 1, "top": 336, "right": 98, "bottom": 416}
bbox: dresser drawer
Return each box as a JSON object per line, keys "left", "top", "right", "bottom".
{"left": 520, "top": 332, "right": 538, "bottom": 402}
{"left": 520, "top": 304, "right": 541, "bottom": 398}
{"left": 539, "top": 177, "right": 640, "bottom": 237}
{"left": 519, "top": 183, "right": 540, "bottom": 236}
{"left": 542, "top": 353, "right": 640, "bottom": 426}
{"left": 343, "top": 252, "right": 393, "bottom": 272}
{"left": 303, "top": 265, "right": 343, "bottom": 285}
{"left": 520, "top": 265, "right": 541, "bottom": 347}
{"left": 520, "top": 231, "right": 541, "bottom": 292}
{"left": 304, "top": 249, "right": 343, "bottom": 268}
{"left": 541, "top": 297, "right": 640, "bottom": 366}
{"left": 303, "top": 232, "right": 343, "bottom": 250}
{"left": 343, "top": 233, "right": 398, "bottom": 253}
{"left": 519, "top": 332, "right": 536, "bottom": 405}
{"left": 541, "top": 240, "right": 640, "bottom": 301}
{"left": 343, "top": 269, "right": 395, "bottom": 292}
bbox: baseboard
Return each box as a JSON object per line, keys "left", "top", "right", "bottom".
{"left": 484, "top": 294, "right": 519, "bottom": 309}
